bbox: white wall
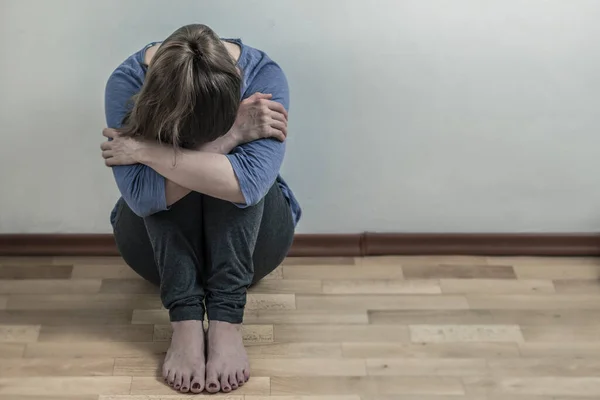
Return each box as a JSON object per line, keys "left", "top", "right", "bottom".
{"left": 1, "top": 0, "right": 599, "bottom": 233}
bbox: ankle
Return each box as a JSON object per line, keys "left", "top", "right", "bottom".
{"left": 171, "top": 320, "right": 205, "bottom": 330}
{"left": 209, "top": 320, "right": 242, "bottom": 331}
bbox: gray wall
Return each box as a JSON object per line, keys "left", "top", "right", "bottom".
{"left": 1, "top": 0, "right": 599, "bottom": 233}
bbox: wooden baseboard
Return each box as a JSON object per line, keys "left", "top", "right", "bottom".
{"left": 0, "top": 233, "right": 599, "bottom": 257}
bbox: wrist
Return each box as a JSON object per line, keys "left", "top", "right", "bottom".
{"left": 133, "top": 140, "right": 156, "bottom": 164}
{"left": 225, "top": 127, "right": 242, "bottom": 148}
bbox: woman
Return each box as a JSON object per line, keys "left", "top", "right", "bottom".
{"left": 101, "top": 24, "right": 301, "bottom": 394}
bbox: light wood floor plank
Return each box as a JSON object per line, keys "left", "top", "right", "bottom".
{"left": 38, "top": 324, "right": 154, "bottom": 342}
{"left": 409, "top": 325, "right": 524, "bottom": 343}
{"left": 322, "top": 279, "right": 441, "bottom": 294}
{"left": 359, "top": 256, "right": 487, "bottom": 266}
{"left": 440, "top": 278, "right": 555, "bottom": 294}
{"left": 514, "top": 264, "right": 600, "bottom": 280}
{"left": 369, "top": 309, "right": 600, "bottom": 325}
{"left": 519, "top": 342, "right": 600, "bottom": 358}
{"left": 6, "top": 294, "right": 162, "bottom": 310}
{"left": 0, "top": 296, "right": 6, "bottom": 310}
{"left": 283, "top": 257, "right": 356, "bottom": 266}
{"left": 245, "top": 310, "right": 369, "bottom": 325}
{"left": 100, "top": 279, "right": 158, "bottom": 294}
{"left": 0, "top": 279, "right": 102, "bottom": 294}
{"left": 131, "top": 309, "right": 169, "bottom": 325}
{"left": 24, "top": 341, "right": 169, "bottom": 358}
{"left": 297, "top": 295, "right": 469, "bottom": 311}
{"left": 72, "top": 264, "right": 142, "bottom": 279}
{"left": 247, "top": 294, "right": 296, "bottom": 310}
{"left": 488, "top": 358, "right": 600, "bottom": 377}
{"left": 283, "top": 265, "right": 403, "bottom": 280}
{"left": 270, "top": 376, "right": 464, "bottom": 396}
{"left": 521, "top": 325, "right": 600, "bottom": 342}
{"left": 113, "top": 356, "right": 161, "bottom": 377}
{"left": 342, "top": 342, "right": 520, "bottom": 358}
{"left": 464, "top": 376, "right": 600, "bottom": 397}
{"left": 0, "top": 358, "right": 114, "bottom": 376}
{"left": 0, "top": 309, "right": 133, "bottom": 325}
{"left": 246, "top": 343, "right": 343, "bottom": 358}
{"left": 402, "top": 264, "right": 516, "bottom": 279}
{"left": 366, "top": 358, "right": 487, "bottom": 376}
{"left": 0, "top": 325, "right": 40, "bottom": 343}
{"left": 274, "top": 325, "right": 410, "bottom": 343}
{"left": 553, "top": 279, "right": 600, "bottom": 293}
{"left": 249, "top": 279, "right": 323, "bottom": 294}
{"left": 130, "top": 376, "right": 270, "bottom": 395}
{"left": 0, "top": 256, "right": 53, "bottom": 266}
{"left": 0, "top": 343, "right": 26, "bottom": 358}
{"left": 53, "top": 256, "right": 127, "bottom": 266}
{"left": 0, "top": 377, "right": 132, "bottom": 396}
{"left": 0, "top": 264, "right": 73, "bottom": 279}
{"left": 247, "top": 396, "right": 360, "bottom": 400}
{"left": 250, "top": 358, "right": 367, "bottom": 376}
{"left": 101, "top": 396, "right": 243, "bottom": 400}
{"left": 486, "top": 256, "right": 600, "bottom": 266}
{"left": 467, "top": 294, "right": 600, "bottom": 309}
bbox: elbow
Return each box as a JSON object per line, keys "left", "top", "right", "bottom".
{"left": 122, "top": 195, "right": 158, "bottom": 218}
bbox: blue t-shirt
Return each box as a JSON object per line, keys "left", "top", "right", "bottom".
{"left": 104, "top": 39, "right": 301, "bottom": 226}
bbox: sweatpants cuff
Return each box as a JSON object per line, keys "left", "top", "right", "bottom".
{"left": 206, "top": 308, "right": 244, "bottom": 324}
{"left": 169, "top": 305, "right": 205, "bottom": 322}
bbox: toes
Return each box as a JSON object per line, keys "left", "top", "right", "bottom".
{"left": 167, "top": 369, "right": 176, "bottom": 386}
{"left": 190, "top": 375, "right": 205, "bottom": 394}
{"left": 220, "top": 374, "right": 231, "bottom": 392}
{"left": 229, "top": 372, "right": 238, "bottom": 390}
{"left": 205, "top": 368, "right": 220, "bottom": 393}
{"left": 243, "top": 368, "right": 251, "bottom": 382}
{"left": 236, "top": 370, "right": 245, "bottom": 387}
{"left": 179, "top": 372, "right": 191, "bottom": 393}
{"left": 162, "top": 366, "right": 170, "bottom": 382}
{"left": 173, "top": 372, "right": 183, "bottom": 390}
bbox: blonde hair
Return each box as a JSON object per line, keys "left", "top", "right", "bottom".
{"left": 120, "top": 24, "right": 241, "bottom": 149}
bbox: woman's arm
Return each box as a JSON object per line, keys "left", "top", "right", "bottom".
{"left": 105, "top": 66, "right": 168, "bottom": 217}
{"left": 139, "top": 145, "right": 245, "bottom": 204}
{"left": 147, "top": 62, "right": 290, "bottom": 207}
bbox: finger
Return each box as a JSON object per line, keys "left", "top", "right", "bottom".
{"left": 269, "top": 111, "right": 287, "bottom": 124}
{"left": 102, "top": 128, "right": 118, "bottom": 139}
{"left": 100, "top": 141, "right": 112, "bottom": 151}
{"left": 102, "top": 150, "right": 114, "bottom": 159}
{"left": 252, "top": 92, "right": 272, "bottom": 100}
{"left": 270, "top": 127, "right": 286, "bottom": 142}
{"left": 265, "top": 101, "right": 288, "bottom": 119}
{"left": 270, "top": 120, "right": 287, "bottom": 138}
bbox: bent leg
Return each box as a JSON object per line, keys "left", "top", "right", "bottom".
{"left": 202, "top": 184, "right": 294, "bottom": 393}
{"left": 112, "top": 193, "right": 207, "bottom": 393}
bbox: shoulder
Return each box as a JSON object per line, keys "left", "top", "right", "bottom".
{"left": 106, "top": 44, "right": 152, "bottom": 88}
{"left": 239, "top": 43, "right": 289, "bottom": 109}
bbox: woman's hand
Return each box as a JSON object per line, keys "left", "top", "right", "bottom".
{"left": 229, "top": 92, "right": 288, "bottom": 145}
{"left": 100, "top": 128, "right": 151, "bottom": 166}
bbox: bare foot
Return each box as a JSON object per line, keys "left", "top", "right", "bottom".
{"left": 162, "top": 320, "right": 206, "bottom": 393}
{"left": 205, "top": 320, "right": 250, "bottom": 393}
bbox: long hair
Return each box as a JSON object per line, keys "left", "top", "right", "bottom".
{"left": 119, "top": 24, "right": 241, "bottom": 149}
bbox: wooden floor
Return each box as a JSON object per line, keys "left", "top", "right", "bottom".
{"left": 1, "top": 256, "right": 600, "bottom": 399}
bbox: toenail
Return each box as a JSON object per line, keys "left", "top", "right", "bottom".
{"left": 192, "top": 383, "right": 200, "bottom": 389}
{"left": 209, "top": 383, "right": 217, "bottom": 389}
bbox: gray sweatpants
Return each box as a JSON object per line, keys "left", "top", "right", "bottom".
{"left": 112, "top": 184, "right": 295, "bottom": 323}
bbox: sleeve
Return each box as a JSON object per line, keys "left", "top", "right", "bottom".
{"left": 225, "top": 61, "right": 289, "bottom": 207}
{"left": 104, "top": 67, "right": 167, "bottom": 217}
